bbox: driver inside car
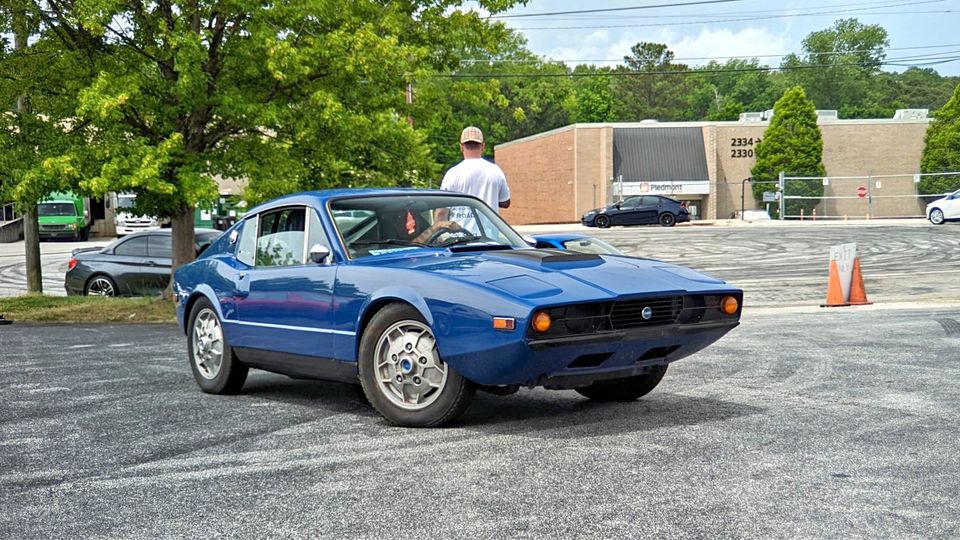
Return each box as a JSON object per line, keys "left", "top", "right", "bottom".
{"left": 379, "top": 208, "right": 461, "bottom": 245}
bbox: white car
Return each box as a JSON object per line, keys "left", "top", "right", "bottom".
{"left": 926, "top": 189, "right": 960, "bottom": 225}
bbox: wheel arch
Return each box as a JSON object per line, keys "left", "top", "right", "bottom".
{"left": 181, "top": 285, "right": 224, "bottom": 335}
{"left": 354, "top": 289, "right": 433, "bottom": 360}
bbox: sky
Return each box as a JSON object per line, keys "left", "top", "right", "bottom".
{"left": 474, "top": 0, "right": 960, "bottom": 75}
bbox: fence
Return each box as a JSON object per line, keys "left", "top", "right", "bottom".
{"left": 778, "top": 171, "right": 960, "bottom": 220}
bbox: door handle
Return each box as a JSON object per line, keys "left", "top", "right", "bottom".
{"left": 144, "top": 260, "right": 156, "bottom": 267}
{"left": 238, "top": 272, "right": 247, "bottom": 280}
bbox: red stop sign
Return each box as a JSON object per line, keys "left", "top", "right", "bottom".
{"left": 857, "top": 185, "right": 867, "bottom": 198}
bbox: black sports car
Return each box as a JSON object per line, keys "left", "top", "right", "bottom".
{"left": 65, "top": 229, "right": 222, "bottom": 296}
{"left": 582, "top": 195, "right": 690, "bottom": 228}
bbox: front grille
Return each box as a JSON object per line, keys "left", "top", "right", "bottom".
{"left": 40, "top": 224, "right": 69, "bottom": 232}
{"left": 609, "top": 296, "right": 681, "bottom": 329}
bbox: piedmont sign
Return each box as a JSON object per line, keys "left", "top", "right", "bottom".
{"left": 620, "top": 180, "right": 711, "bottom": 196}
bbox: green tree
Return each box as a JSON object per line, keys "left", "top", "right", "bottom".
{"left": 751, "top": 86, "right": 826, "bottom": 218}
{"left": 612, "top": 42, "right": 691, "bottom": 121}
{"left": 919, "top": 83, "right": 960, "bottom": 196}
{"left": 781, "top": 18, "right": 889, "bottom": 111}
{"left": 14, "top": 0, "right": 524, "bottom": 295}
{"left": 567, "top": 65, "right": 616, "bottom": 123}
{"left": 0, "top": 1, "right": 95, "bottom": 294}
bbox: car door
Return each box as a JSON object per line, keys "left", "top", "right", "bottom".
{"left": 236, "top": 206, "right": 338, "bottom": 358}
{"left": 612, "top": 197, "right": 641, "bottom": 225}
{"left": 634, "top": 196, "right": 662, "bottom": 224}
{"left": 110, "top": 235, "right": 151, "bottom": 294}
{"left": 945, "top": 190, "right": 960, "bottom": 219}
{"left": 143, "top": 234, "right": 173, "bottom": 295}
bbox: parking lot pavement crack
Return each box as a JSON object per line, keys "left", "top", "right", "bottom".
{"left": 934, "top": 318, "right": 960, "bottom": 337}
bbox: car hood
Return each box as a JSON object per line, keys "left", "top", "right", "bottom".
{"left": 926, "top": 196, "right": 948, "bottom": 208}
{"left": 357, "top": 248, "right": 734, "bottom": 305}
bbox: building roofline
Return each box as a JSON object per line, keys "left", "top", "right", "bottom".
{"left": 494, "top": 118, "right": 931, "bottom": 151}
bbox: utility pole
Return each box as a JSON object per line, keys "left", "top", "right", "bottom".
{"left": 13, "top": 4, "right": 42, "bottom": 294}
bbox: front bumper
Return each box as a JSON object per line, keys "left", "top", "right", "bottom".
{"left": 446, "top": 318, "right": 739, "bottom": 388}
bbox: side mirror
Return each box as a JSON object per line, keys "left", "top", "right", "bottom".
{"left": 613, "top": 203, "right": 621, "bottom": 210}
{"left": 521, "top": 235, "right": 537, "bottom": 247}
{"left": 309, "top": 243, "right": 331, "bottom": 264}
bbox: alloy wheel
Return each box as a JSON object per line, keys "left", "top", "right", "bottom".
{"left": 374, "top": 320, "right": 448, "bottom": 411}
{"left": 192, "top": 308, "right": 224, "bottom": 380}
{"left": 930, "top": 209, "right": 945, "bottom": 225}
{"left": 87, "top": 277, "right": 115, "bottom": 296}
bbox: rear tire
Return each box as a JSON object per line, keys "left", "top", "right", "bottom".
{"left": 594, "top": 215, "right": 611, "bottom": 228}
{"left": 929, "top": 208, "right": 945, "bottom": 225}
{"left": 187, "top": 298, "right": 248, "bottom": 394}
{"left": 659, "top": 213, "right": 676, "bottom": 227}
{"left": 358, "top": 303, "right": 475, "bottom": 427}
{"left": 84, "top": 275, "right": 117, "bottom": 297}
{"left": 575, "top": 365, "right": 668, "bottom": 402}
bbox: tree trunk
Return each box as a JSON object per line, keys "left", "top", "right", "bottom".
{"left": 23, "top": 207, "right": 42, "bottom": 294}
{"left": 14, "top": 4, "right": 42, "bottom": 295}
{"left": 164, "top": 205, "right": 196, "bottom": 300}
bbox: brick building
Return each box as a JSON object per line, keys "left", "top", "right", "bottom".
{"left": 494, "top": 110, "right": 931, "bottom": 224}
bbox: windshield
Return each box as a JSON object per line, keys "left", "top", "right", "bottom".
{"left": 561, "top": 237, "right": 623, "bottom": 255}
{"left": 37, "top": 203, "right": 77, "bottom": 217}
{"left": 330, "top": 194, "right": 527, "bottom": 259}
{"left": 117, "top": 196, "right": 136, "bottom": 209}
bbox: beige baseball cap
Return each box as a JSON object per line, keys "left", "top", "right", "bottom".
{"left": 460, "top": 126, "right": 484, "bottom": 144}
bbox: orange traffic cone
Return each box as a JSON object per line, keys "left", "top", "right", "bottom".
{"left": 848, "top": 258, "right": 872, "bottom": 305}
{"left": 821, "top": 259, "right": 847, "bottom": 307}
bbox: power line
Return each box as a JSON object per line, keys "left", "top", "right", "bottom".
{"left": 501, "top": 0, "right": 943, "bottom": 20}
{"left": 460, "top": 42, "right": 960, "bottom": 65}
{"left": 513, "top": 4, "right": 952, "bottom": 30}
{"left": 487, "top": 0, "right": 746, "bottom": 19}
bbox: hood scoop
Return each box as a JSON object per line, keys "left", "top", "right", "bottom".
{"left": 486, "top": 249, "right": 604, "bottom": 268}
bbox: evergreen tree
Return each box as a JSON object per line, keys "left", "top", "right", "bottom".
{"left": 751, "top": 86, "right": 826, "bottom": 218}
{"left": 919, "top": 83, "right": 960, "bottom": 197}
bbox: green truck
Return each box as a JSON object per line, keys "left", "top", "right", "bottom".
{"left": 37, "top": 192, "right": 91, "bottom": 241}
{"left": 195, "top": 195, "right": 247, "bottom": 231}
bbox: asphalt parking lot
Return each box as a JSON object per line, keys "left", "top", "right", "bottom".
{"left": 2, "top": 221, "right": 960, "bottom": 538}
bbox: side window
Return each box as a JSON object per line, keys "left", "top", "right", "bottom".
{"left": 256, "top": 207, "right": 306, "bottom": 267}
{"left": 642, "top": 196, "right": 662, "bottom": 206}
{"left": 307, "top": 208, "right": 330, "bottom": 252}
{"left": 236, "top": 219, "right": 257, "bottom": 266}
{"left": 114, "top": 236, "right": 149, "bottom": 257}
{"left": 620, "top": 197, "right": 640, "bottom": 209}
{"left": 147, "top": 235, "right": 172, "bottom": 258}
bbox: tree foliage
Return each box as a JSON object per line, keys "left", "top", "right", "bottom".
{"left": 612, "top": 42, "right": 692, "bottom": 121}
{"left": 920, "top": 82, "right": 960, "bottom": 196}
{"left": 751, "top": 86, "right": 826, "bottom": 218}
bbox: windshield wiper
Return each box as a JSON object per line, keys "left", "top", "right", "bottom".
{"left": 351, "top": 239, "right": 427, "bottom": 248}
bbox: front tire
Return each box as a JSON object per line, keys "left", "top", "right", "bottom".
{"left": 659, "top": 213, "right": 676, "bottom": 227}
{"left": 929, "top": 208, "right": 945, "bottom": 225}
{"left": 187, "top": 298, "right": 248, "bottom": 394}
{"left": 575, "top": 365, "right": 668, "bottom": 402}
{"left": 594, "top": 214, "right": 611, "bottom": 228}
{"left": 358, "top": 303, "right": 475, "bottom": 427}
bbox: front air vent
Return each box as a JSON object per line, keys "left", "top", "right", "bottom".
{"left": 568, "top": 352, "right": 614, "bottom": 369}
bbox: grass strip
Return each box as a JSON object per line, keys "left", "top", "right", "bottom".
{"left": 0, "top": 295, "right": 176, "bottom": 323}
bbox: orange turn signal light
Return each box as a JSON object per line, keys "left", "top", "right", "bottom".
{"left": 531, "top": 310, "right": 552, "bottom": 333}
{"left": 720, "top": 296, "right": 739, "bottom": 315}
{"left": 493, "top": 317, "right": 515, "bottom": 331}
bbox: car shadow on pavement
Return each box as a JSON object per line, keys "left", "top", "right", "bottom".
{"left": 456, "top": 390, "right": 764, "bottom": 438}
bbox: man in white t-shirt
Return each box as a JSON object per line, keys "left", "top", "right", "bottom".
{"left": 436, "top": 126, "right": 510, "bottom": 232}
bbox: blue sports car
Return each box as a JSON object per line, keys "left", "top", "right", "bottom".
{"left": 174, "top": 190, "right": 742, "bottom": 427}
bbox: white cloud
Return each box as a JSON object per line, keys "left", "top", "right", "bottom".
{"left": 667, "top": 27, "right": 791, "bottom": 66}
